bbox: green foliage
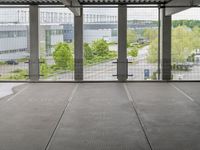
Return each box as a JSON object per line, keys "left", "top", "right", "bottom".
{"left": 53, "top": 42, "right": 74, "bottom": 70}
{"left": 0, "top": 69, "right": 28, "bottom": 80}
{"left": 84, "top": 43, "right": 93, "bottom": 60}
{"left": 172, "top": 26, "right": 193, "bottom": 63}
{"left": 39, "top": 42, "right": 46, "bottom": 57}
{"left": 127, "top": 29, "right": 137, "bottom": 46}
{"left": 84, "top": 39, "right": 117, "bottom": 65}
{"left": 40, "top": 63, "right": 49, "bottom": 78}
{"left": 0, "top": 61, "right": 5, "bottom": 65}
{"left": 91, "top": 39, "right": 109, "bottom": 56}
{"left": 191, "top": 27, "right": 200, "bottom": 50}
{"left": 128, "top": 48, "right": 138, "bottom": 57}
{"left": 187, "top": 53, "right": 195, "bottom": 62}
{"left": 172, "top": 20, "right": 200, "bottom": 29}
{"left": 143, "top": 28, "right": 158, "bottom": 42}
{"left": 148, "top": 22, "right": 200, "bottom": 64}
{"left": 148, "top": 38, "right": 158, "bottom": 63}
{"left": 151, "top": 71, "right": 157, "bottom": 80}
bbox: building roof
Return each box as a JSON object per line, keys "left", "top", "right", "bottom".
{"left": 0, "top": 0, "right": 171, "bottom": 5}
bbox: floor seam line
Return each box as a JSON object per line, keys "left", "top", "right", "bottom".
{"left": 6, "top": 83, "right": 30, "bottom": 102}
{"left": 169, "top": 83, "right": 195, "bottom": 102}
{"left": 44, "top": 83, "right": 80, "bottom": 150}
{"left": 123, "top": 83, "right": 153, "bottom": 150}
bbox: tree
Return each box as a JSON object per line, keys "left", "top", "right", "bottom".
{"left": 127, "top": 29, "right": 137, "bottom": 46}
{"left": 191, "top": 26, "right": 200, "bottom": 50}
{"left": 146, "top": 21, "right": 200, "bottom": 64}
{"left": 148, "top": 26, "right": 195, "bottom": 64}
{"left": 172, "top": 26, "right": 193, "bottom": 63}
{"left": 53, "top": 42, "right": 74, "bottom": 70}
{"left": 172, "top": 20, "right": 200, "bottom": 29}
{"left": 91, "top": 39, "right": 109, "bottom": 56}
{"left": 128, "top": 48, "right": 138, "bottom": 57}
{"left": 147, "top": 38, "right": 158, "bottom": 63}
{"left": 143, "top": 28, "right": 158, "bottom": 42}
{"left": 84, "top": 43, "right": 93, "bottom": 60}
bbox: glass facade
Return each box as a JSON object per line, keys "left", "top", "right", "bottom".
{"left": 0, "top": 5, "right": 199, "bottom": 81}
{"left": 172, "top": 8, "right": 200, "bottom": 80}
{"left": 0, "top": 8, "right": 29, "bottom": 80}
{"left": 39, "top": 8, "right": 74, "bottom": 81}
{"left": 83, "top": 7, "right": 118, "bottom": 80}
{"left": 127, "top": 7, "right": 159, "bottom": 80}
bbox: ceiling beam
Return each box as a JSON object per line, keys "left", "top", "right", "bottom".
{"left": 165, "top": 0, "right": 200, "bottom": 16}
{"left": 61, "top": 0, "right": 81, "bottom": 16}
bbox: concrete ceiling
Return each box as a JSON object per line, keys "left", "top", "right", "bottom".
{"left": 0, "top": 0, "right": 63, "bottom": 5}
{"left": 0, "top": 0, "right": 172, "bottom": 5}
{"left": 78, "top": 0, "right": 171, "bottom": 5}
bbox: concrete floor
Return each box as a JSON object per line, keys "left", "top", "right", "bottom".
{"left": 0, "top": 82, "right": 200, "bottom": 150}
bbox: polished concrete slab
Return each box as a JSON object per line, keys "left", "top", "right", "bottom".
{"left": 127, "top": 83, "right": 200, "bottom": 150}
{"left": 172, "top": 82, "right": 200, "bottom": 104}
{"left": 0, "top": 83, "right": 76, "bottom": 150}
{"left": 48, "top": 83, "right": 150, "bottom": 150}
{"left": 0, "top": 82, "right": 200, "bottom": 150}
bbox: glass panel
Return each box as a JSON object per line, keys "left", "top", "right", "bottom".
{"left": 83, "top": 7, "right": 118, "bottom": 80}
{"left": 39, "top": 8, "right": 74, "bottom": 81}
{"left": 127, "top": 7, "right": 159, "bottom": 80}
{"left": 172, "top": 8, "right": 200, "bottom": 80}
{"left": 0, "top": 7, "right": 29, "bottom": 80}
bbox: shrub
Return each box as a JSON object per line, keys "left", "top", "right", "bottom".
{"left": 53, "top": 42, "right": 74, "bottom": 70}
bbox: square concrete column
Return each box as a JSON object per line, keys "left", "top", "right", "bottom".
{"left": 117, "top": 5, "right": 128, "bottom": 81}
{"left": 160, "top": 8, "right": 172, "bottom": 81}
{"left": 74, "top": 8, "right": 83, "bottom": 81}
{"left": 29, "top": 5, "right": 40, "bottom": 81}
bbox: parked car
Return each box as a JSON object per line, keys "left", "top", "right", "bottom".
{"left": 185, "top": 62, "right": 194, "bottom": 67}
{"left": 6, "top": 60, "right": 18, "bottom": 65}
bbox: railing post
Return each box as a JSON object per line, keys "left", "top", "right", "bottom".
{"left": 29, "top": 5, "right": 40, "bottom": 81}
{"left": 160, "top": 8, "right": 172, "bottom": 81}
{"left": 117, "top": 5, "right": 128, "bottom": 81}
{"left": 74, "top": 8, "right": 83, "bottom": 81}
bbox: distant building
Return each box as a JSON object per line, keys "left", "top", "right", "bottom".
{"left": 0, "top": 9, "right": 118, "bottom": 58}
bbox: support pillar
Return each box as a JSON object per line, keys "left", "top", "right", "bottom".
{"left": 160, "top": 8, "right": 172, "bottom": 80}
{"left": 29, "top": 5, "right": 40, "bottom": 81}
{"left": 74, "top": 8, "right": 83, "bottom": 81}
{"left": 117, "top": 5, "right": 128, "bottom": 81}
